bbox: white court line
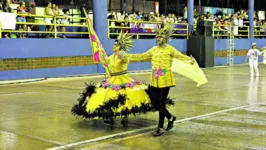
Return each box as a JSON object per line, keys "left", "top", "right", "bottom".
{"left": 46, "top": 102, "right": 265, "bottom": 150}
{"left": 0, "top": 92, "right": 39, "bottom": 96}
{"left": 2, "top": 130, "right": 65, "bottom": 146}
{"left": 0, "top": 65, "right": 243, "bottom": 86}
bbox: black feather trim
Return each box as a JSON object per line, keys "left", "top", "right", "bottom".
{"left": 72, "top": 92, "right": 157, "bottom": 119}
{"left": 71, "top": 82, "right": 96, "bottom": 117}
{"left": 71, "top": 82, "right": 175, "bottom": 119}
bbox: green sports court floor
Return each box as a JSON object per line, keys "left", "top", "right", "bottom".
{"left": 1, "top": 65, "right": 266, "bottom": 150}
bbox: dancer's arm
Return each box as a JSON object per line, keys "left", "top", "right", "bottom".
{"left": 128, "top": 47, "right": 154, "bottom": 62}
{"left": 171, "top": 47, "right": 194, "bottom": 64}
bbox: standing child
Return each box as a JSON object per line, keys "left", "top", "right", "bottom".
{"left": 245, "top": 43, "right": 262, "bottom": 77}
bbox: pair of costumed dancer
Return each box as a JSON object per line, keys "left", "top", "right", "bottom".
{"left": 72, "top": 22, "right": 207, "bottom": 136}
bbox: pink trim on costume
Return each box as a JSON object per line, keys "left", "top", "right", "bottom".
{"left": 100, "top": 79, "right": 142, "bottom": 91}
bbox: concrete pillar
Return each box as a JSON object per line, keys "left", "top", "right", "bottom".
{"left": 187, "top": 0, "right": 194, "bottom": 33}
{"left": 93, "top": 0, "right": 108, "bottom": 73}
{"left": 249, "top": 0, "right": 254, "bottom": 38}
{"left": 93, "top": 0, "right": 108, "bottom": 41}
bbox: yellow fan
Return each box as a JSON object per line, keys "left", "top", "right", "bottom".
{"left": 171, "top": 58, "right": 208, "bottom": 87}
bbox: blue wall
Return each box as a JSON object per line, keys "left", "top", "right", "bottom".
{"left": 0, "top": 39, "right": 187, "bottom": 80}
{"left": 0, "top": 39, "right": 92, "bottom": 58}
{"left": 0, "top": 66, "right": 98, "bottom": 80}
{"left": 0, "top": 38, "right": 265, "bottom": 80}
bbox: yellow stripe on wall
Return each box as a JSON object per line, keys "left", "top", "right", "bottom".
{"left": 0, "top": 50, "right": 249, "bottom": 71}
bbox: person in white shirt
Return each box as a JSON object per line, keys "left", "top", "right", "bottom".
{"left": 245, "top": 43, "right": 262, "bottom": 77}
{"left": 232, "top": 14, "right": 239, "bottom": 36}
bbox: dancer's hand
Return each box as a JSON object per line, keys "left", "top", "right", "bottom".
{"left": 189, "top": 55, "right": 195, "bottom": 65}
{"left": 118, "top": 51, "right": 126, "bottom": 59}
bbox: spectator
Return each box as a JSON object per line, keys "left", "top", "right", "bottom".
{"left": 149, "top": 12, "right": 155, "bottom": 22}
{"left": 206, "top": 12, "right": 211, "bottom": 19}
{"left": 160, "top": 14, "right": 166, "bottom": 23}
{"left": 194, "top": 8, "right": 198, "bottom": 17}
{"left": 238, "top": 14, "right": 245, "bottom": 36}
{"left": 171, "top": 14, "right": 176, "bottom": 22}
{"left": 183, "top": 6, "right": 187, "bottom": 20}
{"left": 232, "top": 14, "right": 239, "bottom": 36}
{"left": 52, "top": 4, "right": 60, "bottom": 17}
{"left": 2, "top": 0, "right": 14, "bottom": 13}
{"left": 17, "top": 1, "right": 29, "bottom": 38}
{"left": 117, "top": 10, "right": 125, "bottom": 20}
{"left": 57, "top": 9, "right": 69, "bottom": 38}
{"left": 166, "top": 13, "right": 174, "bottom": 24}
{"left": 44, "top": 2, "right": 55, "bottom": 38}
{"left": 155, "top": 12, "right": 161, "bottom": 22}
{"left": 135, "top": 11, "right": 141, "bottom": 20}
{"left": 122, "top": 15, "right": 130, "bottom": 33}
{"left": 216, "top": 8, "right": 223, "bottom": 17}
{"left": 216, "top": 15, "right": 222, "bottom": 23}
{"left": 115, "top": 10, "right": 125, "bottom": 33}
{"left": 108, "top": 12, "right": 116, "bottom": 38}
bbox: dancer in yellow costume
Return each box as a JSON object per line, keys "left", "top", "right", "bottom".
{"left": 129, "top": 24, "right": 195, "bottom": 136}
{"left": 71, "top": 32, "right": 174, "bottom": 127}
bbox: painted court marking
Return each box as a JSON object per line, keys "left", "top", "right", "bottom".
{"left": 46, "top": 102, "right": 265, "bottom": 150}
{"left": 2, "top": 130, "right": 65, "bottom": 146}
{"left": 0, "top": 92, "right": 39, "bottom": 96}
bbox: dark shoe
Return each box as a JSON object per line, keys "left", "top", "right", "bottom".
{"left": 166, "top": 116, "right": 176, "bottom": 131}
{"left": 152, "top": 128, "right": 164, "bottom": 137}
{"left": 104, "top": 118, "right": 114, "bottom": 126}
{"left": 121, "top": 117, "right": 128, "bottom": 127}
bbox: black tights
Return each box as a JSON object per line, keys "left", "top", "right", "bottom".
{"left": 150, "top": 86, "right": 172, "bottom": 128}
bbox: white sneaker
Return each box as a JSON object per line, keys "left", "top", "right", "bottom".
{"left": 250, "top": 74, "right": 254, "bottom": 77}
{"left": 256, "top": 74, "right": 259, "bottom": 77}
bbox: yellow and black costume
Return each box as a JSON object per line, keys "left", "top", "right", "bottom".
{"left": 71, "top": 32, "right": 174, "bottom": 124}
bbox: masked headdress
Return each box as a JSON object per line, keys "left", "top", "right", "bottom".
{"left": 155, "top": 23, "right": 174, "bottom": 42}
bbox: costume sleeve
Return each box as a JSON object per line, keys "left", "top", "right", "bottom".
{"left": 128, "top": 47, "right": 153, "bottom": 62}
{"left": 171, "top": 47, "right": 191, "bottom": 61}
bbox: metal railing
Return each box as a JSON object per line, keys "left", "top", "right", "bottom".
{"left": 254, "top": 26, "right": 266, "bottom": 38}
{"left": 212, "top": 24, "right": 250, "bottom": 38}
{"left": 0, "top": 14, "right": 88, "bottom": 38}
{"left": 2, "top": 15, "right": 264, "bottom": 39}
{"left": 108, "top": 20, "right": 188, "bottom": 39}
